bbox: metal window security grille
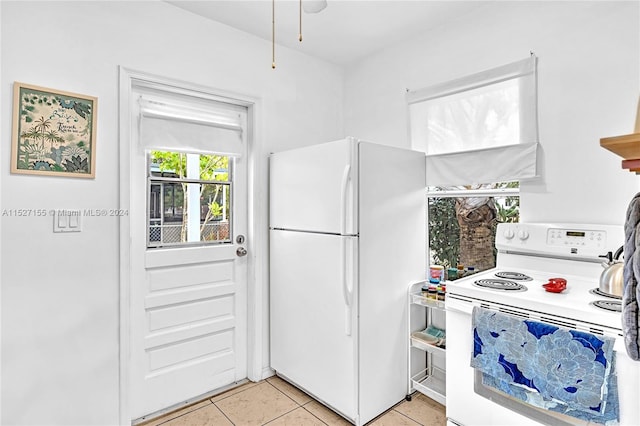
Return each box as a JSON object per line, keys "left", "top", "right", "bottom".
{"left": 148, "top": 221, "right": 230, "bottom": 246}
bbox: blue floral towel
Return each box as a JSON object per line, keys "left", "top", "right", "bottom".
{"left": 471, "top": 307, "right": 619, "bottom": 423}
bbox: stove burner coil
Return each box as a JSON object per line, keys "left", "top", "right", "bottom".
{"left": 590, "top": 300, "right": 622, "bottom": 312}
{"left": 589, "top": 288, "right": 622, "bottom": 300}
{"left": 473, "top": 278, "right": 527, "bottom": 292}
{"left": 494, "top": 271, "right": 533, "bottom": 281}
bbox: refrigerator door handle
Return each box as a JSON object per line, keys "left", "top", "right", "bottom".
{"left": 341, "top": 236, "right": 354, "bottom": 336}
{"left": 339, "top": 164, "right": 351, "bottom": 235}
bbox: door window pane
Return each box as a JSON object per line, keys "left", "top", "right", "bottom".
{"left": 147, "top": 151, "right": 232, "bottom": 248}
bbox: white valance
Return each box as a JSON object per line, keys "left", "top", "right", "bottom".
{"left": 408, "top": 56, "right": 539, "bottom": 186}
{"left": 426, "top": 142, "right": 539, "bottom": 187}
{"left": 138, "top": 96, "right": 244, "bottom": 156}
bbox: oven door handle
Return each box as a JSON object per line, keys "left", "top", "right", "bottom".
{"left": 445, "top": 295, "right": 475, "bottom": 315}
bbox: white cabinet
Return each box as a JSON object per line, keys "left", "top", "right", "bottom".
{"left": 407, "top": 281, "right": 446, "bottom": 405}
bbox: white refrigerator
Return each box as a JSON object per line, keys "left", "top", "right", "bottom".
{"left": 269, "top": 137, "right": 426, "bottom": 425}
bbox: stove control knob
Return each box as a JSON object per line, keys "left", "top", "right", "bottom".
{"left": 518, "top": 229, "right": 530, "bottom": 240}
{"left": 504, "top": 228, "right": 515, "bottom": 239}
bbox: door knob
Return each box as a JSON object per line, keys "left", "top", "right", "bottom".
{"left": 236, "top": 247, "right": 247, "bottom": 257}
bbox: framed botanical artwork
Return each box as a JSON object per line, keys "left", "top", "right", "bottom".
{"left": 11, "top": 82, "right": 97, "bottom": 178}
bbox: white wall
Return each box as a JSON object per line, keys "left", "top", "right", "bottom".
{"left": 0, "top": 1, "right": 343, "bottom": 425}
{"left": 344, "top": 1, "right": 640, "bottom": 227}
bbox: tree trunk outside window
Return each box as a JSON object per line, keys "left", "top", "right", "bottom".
{"left": 455, "top": 197, "right": 497, "bottom": 271}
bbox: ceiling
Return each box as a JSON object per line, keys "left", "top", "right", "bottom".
{"left": 166, "top": 1, "right": 492, "bottom": 66}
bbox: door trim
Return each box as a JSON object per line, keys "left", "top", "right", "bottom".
{"left": 118, "top": 67, "right": 265, "bottom": 425}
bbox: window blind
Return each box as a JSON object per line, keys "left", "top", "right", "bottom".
{"left": 138, "top": 95, "right": 245, "bottom": 156}
{"left": 408, "top": 56, "right": 539, "bottom": 186}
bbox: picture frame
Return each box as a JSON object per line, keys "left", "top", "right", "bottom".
{"left": 11, "top": 82, "right": 97, "bottom": 178}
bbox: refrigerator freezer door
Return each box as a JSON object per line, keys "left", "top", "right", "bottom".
{"left": 270, "top": 138, "right": 358, "bottom": 235}
{"left": 270, "top": 229, "right": 357, "bottom": 421}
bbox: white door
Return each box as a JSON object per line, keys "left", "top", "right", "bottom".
{"left": 129, "top": 85, "right": 249, "bottom": 420}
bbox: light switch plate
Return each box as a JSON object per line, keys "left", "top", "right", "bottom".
{"left": 53, "top": 210, "right": 82, "bottom": 233}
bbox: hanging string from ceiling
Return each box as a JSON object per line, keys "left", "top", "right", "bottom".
{"left": 272, "top": 0, "right": 327, "bottom": 69}
{"left": 272, "top": 0, "right": 276, "bottom": 69}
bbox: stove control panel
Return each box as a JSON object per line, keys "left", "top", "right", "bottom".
{"left": 546, "top": 228, "right": 606, "bottom": 249}
{"left": 496, "top": 223, "right": 623, "bottom": 259}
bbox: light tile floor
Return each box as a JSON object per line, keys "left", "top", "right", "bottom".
{"left": 140, "top": 376, "right": 446, "bottom": 426}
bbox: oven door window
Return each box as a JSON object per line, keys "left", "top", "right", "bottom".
{"left": 475, "top": 369, "right": 595, "bottom": 426}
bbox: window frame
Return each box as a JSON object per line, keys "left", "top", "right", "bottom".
{"left": 426, "top": 184, "right": 520, "bottom": 274}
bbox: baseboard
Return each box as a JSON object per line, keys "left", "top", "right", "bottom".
{"left": 261, "top": 367, "right": 275, "bottom": 380}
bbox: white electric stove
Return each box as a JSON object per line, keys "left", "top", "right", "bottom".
{"left": 449, "top": 266, "right": 622, "bottom": 332}
{"left": 445, "top": 223, "right": 640, "bottom": 426}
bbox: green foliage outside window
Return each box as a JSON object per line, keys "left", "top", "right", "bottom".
{"left": 428, "top": 197, "right": 459, "bottom": 269}
{"left": 495, "top": 182, "right": 520, "bottom": 224}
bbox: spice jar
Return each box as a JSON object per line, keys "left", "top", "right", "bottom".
{"left": 429, "top": 265, "right": 444, "bottom": 282}
{"left": 421, "top": 284, "right": 430, "bottom": 297}
{"left": 447, "top": 267, "right": 458, "bottom": 281}
{"left": 427, "top": 284, "right": 438, "bottom": 300}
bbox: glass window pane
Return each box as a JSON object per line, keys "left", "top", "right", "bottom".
{"left": 149, "top": 151, "right": 229, "bottom": 182}
{"left": 163, "top": 183, "right": 183, "bottom": 222}
{"left": 411, "top": 79, "right": 520, "bottom": 155}
{"left": 428, "top": 194, "right": 519, "bottom": 276}
{"left": 200, "top": 154, "right": 229, "bottom": 182}
{"left": 200, "top": 183, "right": 231, "bottom": 243}
{"left": 147, "top": 150, "right": 232, "bottom": 248}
